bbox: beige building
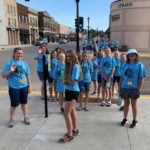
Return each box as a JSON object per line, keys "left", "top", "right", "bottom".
{"left": 110, "top": 0, "right": 150, "bottom": 51}
{"left": 0, "top": 0, "right": 19, "bottom": 46}
{"left": 59, "top": 24, "right": 69, "bottom": 39}
{"left": 28, "top": 7, "right": 39, "bottom": 44}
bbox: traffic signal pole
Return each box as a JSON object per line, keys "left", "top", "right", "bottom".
{"left": 76, "top": 0, "right": 80, "bottom": 53}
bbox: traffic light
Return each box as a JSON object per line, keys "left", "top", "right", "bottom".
{"left": 25, "top": 0, "right": 30, "bottom": 1}
{"left": 75, "top": 19, "right": 77, "bottom": 27}
{"left": 79, "top": 17, "right": 83, "bottom": 30}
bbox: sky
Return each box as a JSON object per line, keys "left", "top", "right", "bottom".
{"left": 17, "top": 0, "right": 115, "bottom": 31}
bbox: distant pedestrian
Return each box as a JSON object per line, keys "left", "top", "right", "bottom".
{"left": 58, "top": 50, "right": 80, "bottom": 143}
{"left": 119, "top": 49, "right": 146, "bottom": 128}
{"left": 2, "top": 47, "right": 32, "bottom": 128}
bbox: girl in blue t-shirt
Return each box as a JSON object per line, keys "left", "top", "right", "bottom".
{"left": 58, "top": 50, "right": 80, "bottom": 143}
{"left": 119, "top": 49, "right": 146, "bottom": 128}
{"left": 112, "top": 51, "right": 121, "bottom": 97}
{"left": 78, "top": 52, "right": 93, "bottom": 111}
{"left": 34, "top": 45, "right": 50, "bottom": 99}
{"left": 48, "top": 50, "right": 59, "bottom": 101}
{"left": 96, "top": 50, "right": 104, "bottom": 99}
{"left": 118, "top": 53, "right": 126, "bottom": 111}
{"left": 2, "top": 47, "right": 32, "bottom": 127}
{"left": 91, "top": 53, "right": 98, "bottom": 95}
{"left": 100, "top": 47, "right": 116, "bottom": 107}
{"left": 56, "top": 52, "right": 65, "bottom": 112}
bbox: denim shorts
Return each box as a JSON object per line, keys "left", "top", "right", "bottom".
{"left": 80, "top": 82, "right": 91, "bottom": 93}
{"left": 120, "top": 88, "right": 140, "bottom": 100}
{"left": 65, "top": 89, "right": 80, "bottom": 101}
{"left": 37, "top": 71, "right": 44, "bottom": 81}
{"left": 101, "top": 78, "right": 113, "bottom": 88}
{"left": 9, "top": 86, "right": 28, "bottom": 107}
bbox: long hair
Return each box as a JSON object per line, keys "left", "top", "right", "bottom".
{"left": 64, "top": 50, "right": 80, "bottom": 80}
{"left": 126, "top": 53, "right": 138, "bottom": 64}
{"left": 12, "top": 47, "right": 22, "bottom": 59}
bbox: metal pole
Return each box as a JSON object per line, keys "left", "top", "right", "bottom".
{"left": 87, "top": 17, "right": 90, "bottom": 44}
{"left": 76, "top": 0, "right": 80, "bottom": 53}
{"left": 42, "top": 55, "right": 48, "bottom": 118}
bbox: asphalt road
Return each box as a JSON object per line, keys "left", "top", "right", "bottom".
{"left": 0, "top": 43, "right": 149, "bottom": 95}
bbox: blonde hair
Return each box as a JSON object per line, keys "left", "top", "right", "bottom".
{"left": 64, "top": 50, "right": 80, "bottom": 80}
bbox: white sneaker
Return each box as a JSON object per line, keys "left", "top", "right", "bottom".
{"left": 100, "top": 100, "right": 106, "bottom": 106}
{"left": 106, "top": 100, "right": 111, "bottom": 107}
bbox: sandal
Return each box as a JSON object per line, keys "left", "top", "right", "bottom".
{"left": 58, "top": 133, "right": 74, "bottom": 143}
{"left": 83, "top": 107, "right": 89, "bottom": 111}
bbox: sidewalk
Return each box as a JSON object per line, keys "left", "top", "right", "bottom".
{"left": 0, "top": 43, "right": 58, "bottom": 51}
{"left": 0, "top": 92, "right": 150, "bottom": 150}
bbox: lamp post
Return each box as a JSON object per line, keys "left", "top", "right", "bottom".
{"left": 87, "top": 17, "right": 90, "bottom": 43}
{"left": 76, "top": 0, "right": 80, "bottom": 53}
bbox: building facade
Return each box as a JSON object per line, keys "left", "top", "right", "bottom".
{"left": 17, "top": 3, "right": 29, "bottom": 44}
{"left": 28, "top": 7, "right": 39, "bottom": 44}
{"left": 110, "top": 0, "right": 150, "bottom": 51}
{"left": 38, "top": 11, "right": 59, "bottom": 43}
{"left": 0, "top": 0, "right": 19, "bottom": 46}
{"left": 59, "top": 24, "right": 69, "bottom": 40}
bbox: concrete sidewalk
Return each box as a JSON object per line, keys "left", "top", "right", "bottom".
{"left": 0, "top": 92, "right": 150, "bottom": 150}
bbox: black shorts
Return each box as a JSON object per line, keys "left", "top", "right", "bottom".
{"left": 48, "top": 76, "right": 54, "bottom": 83}
{"left": 97, "top": 74, "right": 101, "bottom": 83}
{"left": 65, "top": 89, "right": 80, "bottom": 101}
{"left": 113, "top": 76, "right": 120, "bottom": 84}
{"left": 120, "top": 88, "right": 140, "bottom": 100}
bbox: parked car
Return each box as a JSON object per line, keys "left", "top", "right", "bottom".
{"left": 34, "top": 38, "right": 48, "bottom": 46}
{"left": 59, "top": 39, "right": 68, "bottom": 44}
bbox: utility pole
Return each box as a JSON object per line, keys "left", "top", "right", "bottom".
{"left": 76, "top": 0, "right": 80, "bottom": 53}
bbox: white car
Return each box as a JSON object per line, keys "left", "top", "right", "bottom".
{"left": 35, "top": 38, "right": 48, "bottom": 46}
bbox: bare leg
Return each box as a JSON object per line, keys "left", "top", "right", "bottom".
{"left": 64, "top": 101, "right": 75, "bottom": 136}
{"left": 70, "top": 101, "right": 78, "bottom": 131}
{"left": 123, "top": 99, "right": 130, "bottom": 119}
{"left": 10, "top": 106, "right": 17, "bottom": 120}
{"left": 131, "top": 99, "right": 138, "bottom": 121}
{"left": 21, "top": 104, "right": 29, "bottom": 118}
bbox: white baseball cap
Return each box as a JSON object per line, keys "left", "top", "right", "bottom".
{"left": 126, "top": 49, "right": 138, "bottom": 56}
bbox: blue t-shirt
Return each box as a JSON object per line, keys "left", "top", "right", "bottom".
{"left": 97, "top": 55, "right": 103, "bottom": 75}
{"left": 91, "top": 58, "right": 98, "bottom": 81}
{"left": 65, "top": 64, "right": 80, "bottom": 92}
{"left": 114, "top": 58, "right": 121, "bottom": 76}
{"left": 81, "top": 60, "right": 93, "bottom": 83}
{"left": 100, "top": 56, "right": 116, "bottom": 78}
{"left": 49, "top": 58, "right": 59, "bottom": 79}
{"left": 35, "top": 53, "right": 49, "bottom": 72}
{"left": 2, "top": 60, "right": 30, "bottom": 89}
{"left": 56, "top": 63, "right": 65, "bottom": 93}
{"left": 120, "top": 62, "right": 146, "bottom": 89}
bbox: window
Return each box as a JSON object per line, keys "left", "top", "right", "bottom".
{"left": 112, "top": 14, "right": 120, "bottom": 22}
{"left": 7, "top": 4, "right": 10, "bottom": 13}
{"left": 14, "top": 19, "right": 16, "bottom": 27}
{"left": 8, "top": 18, "right": 11, "bottom": 26}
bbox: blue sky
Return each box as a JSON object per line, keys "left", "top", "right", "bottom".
{"left": 17, "top": 0, "right": 114, "bottom": 31}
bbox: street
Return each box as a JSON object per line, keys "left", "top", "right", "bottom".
{"left": 0, "top": 43, "right": 149, "bottom": 95}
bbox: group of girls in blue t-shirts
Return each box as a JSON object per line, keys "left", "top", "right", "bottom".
{"left": 35, "top": 45, "right": 146, "bottom": 130}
